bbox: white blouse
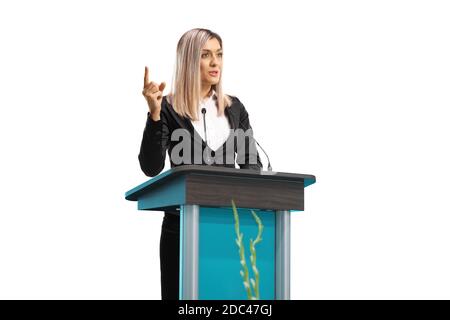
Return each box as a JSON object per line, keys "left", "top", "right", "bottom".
{"left": 190, "top": 90, "right": 231, "bottom": 152}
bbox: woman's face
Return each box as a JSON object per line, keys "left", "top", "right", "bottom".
{"left": 200, "top": 37, "right": 223, "bottom": 88}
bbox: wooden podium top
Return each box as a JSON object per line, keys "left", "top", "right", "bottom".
{"left": 125, "top": 165, "right": 316, "bottom": 211}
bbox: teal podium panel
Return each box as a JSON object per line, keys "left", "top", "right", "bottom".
{"left": 194, "top": 206, "right": 275, "bottom": 300}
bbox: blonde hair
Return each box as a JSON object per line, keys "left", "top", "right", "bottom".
{"left": 167, "top": 28, "right": 233, "bottom": 121}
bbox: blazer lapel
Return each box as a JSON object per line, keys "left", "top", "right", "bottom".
{"left": 224, "top": 106, "right": 235, "bottom": 130}
{"left": 164, "top": 99, "right": 207, "bottom": 149}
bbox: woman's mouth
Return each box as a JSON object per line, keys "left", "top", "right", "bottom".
{"left": 208, "top": 71, "right": 219, "bottom": 77}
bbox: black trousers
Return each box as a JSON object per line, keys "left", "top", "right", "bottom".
{"left": 159, "top": 212, "right": 180, "bottom": 300}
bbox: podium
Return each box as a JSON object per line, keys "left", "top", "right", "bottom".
{"left": 125, "top": 165, "right": 316, "bottom": 300}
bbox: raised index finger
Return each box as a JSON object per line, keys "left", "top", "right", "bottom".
{"left": 144, "top": 66, "right": 149, "bottom": 87}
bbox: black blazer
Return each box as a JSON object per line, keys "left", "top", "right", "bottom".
{"left": 138, "top": 95, "right": 263, "bottom": 178}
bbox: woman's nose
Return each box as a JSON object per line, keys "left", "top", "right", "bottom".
{"left": 210, "top": 55, "right": 219, "bottom": 65}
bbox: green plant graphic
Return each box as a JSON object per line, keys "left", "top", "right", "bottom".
{"left": 231, "top": 199, "right": 264, "bottom": 300}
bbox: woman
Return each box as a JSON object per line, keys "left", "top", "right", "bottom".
{"left": 139, "top": 28, "right": 262, "bottom": 300}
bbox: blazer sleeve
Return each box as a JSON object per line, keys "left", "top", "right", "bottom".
{"left": 138, "top": 107, "right": 170, "bottom": 177}
{"left": 235, "top": 97, "right": 264, "bottom": 171}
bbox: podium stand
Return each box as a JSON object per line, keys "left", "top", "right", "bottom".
{"left": 125, "top": 165, "right": 316, "bottom": 300}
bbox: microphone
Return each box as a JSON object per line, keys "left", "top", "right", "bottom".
{"left": 201, "top": 108, "right": 213, "bottom": 165}
{"left": 201, "top": 108, "right": 208, "bottom": 146}
{"left": 233, "top": 110, "right": 273, "bottom": 172}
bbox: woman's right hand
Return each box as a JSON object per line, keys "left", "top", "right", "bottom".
{"left": 142, "top": 66, "right": 166, "bottom": 120}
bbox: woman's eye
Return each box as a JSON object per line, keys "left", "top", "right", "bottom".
{"left": 202, "top": 53, "right": 222, "bottom": 58}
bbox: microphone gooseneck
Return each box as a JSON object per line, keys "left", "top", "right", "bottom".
{"left": 201, "top": 108, "right": 208, "bottom": 147}
{"left": 201, "top": 108, "right": 213, "bottom": 165}
{"left": 254, "top": 139, "right": 272, "bottom": 171}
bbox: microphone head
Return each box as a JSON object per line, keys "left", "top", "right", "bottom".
{"left": 201, "top": 108, "right": 206, "bottom": 114}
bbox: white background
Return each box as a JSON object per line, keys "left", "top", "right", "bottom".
{"left": 1, "top": 0, "right": 449, "bottom": 299}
